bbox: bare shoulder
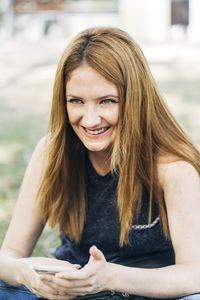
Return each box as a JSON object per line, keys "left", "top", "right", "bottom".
{"left": 27, "top": 135, "right": 48, "bottom": 166}
{"left": 155, "top": 155, "right": 200, "bottom": 267}
{"left": 33, "top": 135, "right": 48, "bottom": 155}
{"left": 37, "top": 135, "right": 47, "bottom": 147}
{"left": 156, "top": 154, "right": 199, "bottom": 190}
{"left": 19, "top": 135, "right": 49, "bottom": 196}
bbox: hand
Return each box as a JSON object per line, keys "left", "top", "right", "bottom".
{"left": 39, "top": 246, "right": 112, "bottom": 298}
{"left": 17, "top": 256, "right": 79, "bottom": 299}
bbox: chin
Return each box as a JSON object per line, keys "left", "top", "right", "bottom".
{"left": 84, "top": 143, "right": 109, "bottom": 153}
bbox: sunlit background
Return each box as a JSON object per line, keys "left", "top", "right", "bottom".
{"left": 0, "top": 0, "right": 200, "bottom": 255}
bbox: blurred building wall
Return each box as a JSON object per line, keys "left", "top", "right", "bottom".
{"left": 119, "top": 0, "right": 200, "bottom": 42}
{"left": 1, "top": 0, "right": 200, "bottom": 42}
{"left": 188, "top": 0, "right": 200, "bottom": 41}
{"left": 119, "top": 0, "right": 170, "bottom": 42}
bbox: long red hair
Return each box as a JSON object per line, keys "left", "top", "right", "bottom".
{"left": 37, "top": 27, "right": 200, "bottom": 246}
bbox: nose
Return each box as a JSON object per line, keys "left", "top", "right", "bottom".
{"left": 82, "top": 104, "right": 101, "bottom": 128}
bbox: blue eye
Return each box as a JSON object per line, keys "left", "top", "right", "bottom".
{"left": 68, "top": 99, "right": 83, "bottom": 104}
{"left": 100, "top": 99, "right": 118, "bottom": 104}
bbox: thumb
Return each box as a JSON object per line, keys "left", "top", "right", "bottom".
{"left": 89, "top": 245, "right": 106, "bottom": 262}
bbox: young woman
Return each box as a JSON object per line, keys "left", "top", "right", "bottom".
{"left": 0, "top": 27, "right": 200, "bottom": 300}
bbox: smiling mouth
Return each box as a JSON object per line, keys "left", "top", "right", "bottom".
{"left": 84, "top": 127, "right": 109, "bottom": 135}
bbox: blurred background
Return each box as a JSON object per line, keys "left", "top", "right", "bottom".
{"left": 0, "top": 0, "right": 200, "bottom": 256}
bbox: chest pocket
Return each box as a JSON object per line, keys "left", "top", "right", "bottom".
{"left": 130, "top": 216, "right": 160, "bottom": 230}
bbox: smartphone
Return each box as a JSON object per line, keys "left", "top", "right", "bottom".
{"left": 33, "top": 265, "right": 76, "bottom": 274}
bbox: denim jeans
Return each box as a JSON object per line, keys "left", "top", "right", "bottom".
{"left": 178, "top": 296, "right": 200, "bottom": 300}
{"left": 0, "top": 280, "right": 200, "bottom": 300}
{"left": 0, "top": 280, "right": 41, "bottom": 299}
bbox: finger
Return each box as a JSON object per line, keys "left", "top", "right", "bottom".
{"left": 44, "top": 281, "right": 94, "bottom": 297}
{"left": 40, "top": 274, "right": 90, "bottom": 290}
{"left": 54, "top": 268, "right": 87, "bottom": 280}
{"left": 73, "top": 264, "right": 81, "bottom": 269}
{"left": 33, "top": 286, "right": 71, "bottom": 300}
{"left": 55, "top": 269, "right": 94, "bottom": 282}
{"left": 38, "top": 278, "right": 91, "bottom": 298}
{"left": 39, "top": 274, "right": 100, "bottom": 297}
{"left": 89, "top": 245, "right": 106, "bottom": 261}
{"left": 29, "top": 278, "right": 62, "bottom": 299}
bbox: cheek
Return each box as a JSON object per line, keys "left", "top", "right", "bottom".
{"left": 105, "top": 108, "right": 119, "bottom": 125}
{"left": 67, "top": 108, "right": 81, "bottom": 125}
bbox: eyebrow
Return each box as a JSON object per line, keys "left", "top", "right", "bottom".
{"left": 66, "top": 94, "right": 119, "bottom": 100}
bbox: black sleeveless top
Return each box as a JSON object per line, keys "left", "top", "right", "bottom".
{"left": 55, "top": 157, "right": 175, "bottom": 268}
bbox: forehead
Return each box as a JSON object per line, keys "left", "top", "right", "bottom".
{"left": 66, "top": 64, "right": 118, "bottom": 96}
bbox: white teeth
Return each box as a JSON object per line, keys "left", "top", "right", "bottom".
{"left": 85, "top": 127, "right": 108, "bottom": 135}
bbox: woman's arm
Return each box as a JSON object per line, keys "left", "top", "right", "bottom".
{"left": 0, "top": 137, "right": 47, "bottom": 285}
{"left": 0, "top": 137, "right": 84, "bottom": 299}
{"left": 108, "top": 161, "right": 200, "bottom": 297}
{"left": 48, "top": 160, "right": 200, "bottom": 298}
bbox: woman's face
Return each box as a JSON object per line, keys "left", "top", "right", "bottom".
{"left": 66, "top": 63, "right": 119, "bottom": 156}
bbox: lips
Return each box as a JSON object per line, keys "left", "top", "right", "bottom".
{"left": 84, "top": 127, "right": 109, "bottom": 135}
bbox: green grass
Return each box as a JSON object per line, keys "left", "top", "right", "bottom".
{"left": 0, "top": 107, "right": 61, "bottom": 256}
{"left": 0, "top": 105, "right": 61, "bottom": 256}
{"left": 0, "top": 37, "right": 61, "bottom": 256}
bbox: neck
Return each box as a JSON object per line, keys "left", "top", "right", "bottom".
{"left": 89, "top": 151, "right": 111, "bottom": 176}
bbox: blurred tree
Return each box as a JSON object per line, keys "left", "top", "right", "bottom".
{"left": 1, "top": 0, "right": 14, "bottom": 36}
